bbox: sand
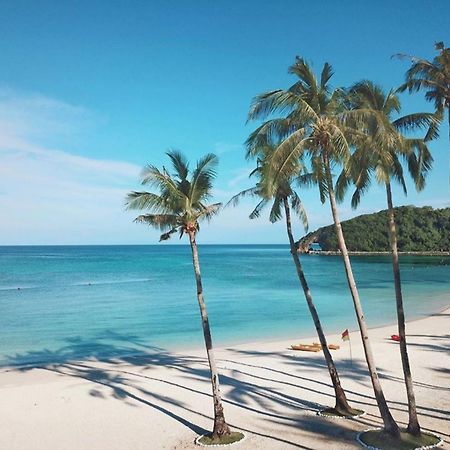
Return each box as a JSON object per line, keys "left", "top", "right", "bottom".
{"left": 0, "top": 308, "right": 449, "bottom": 450}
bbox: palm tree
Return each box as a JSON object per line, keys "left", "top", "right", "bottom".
{"left": 229, "top": 146, "right": 359, "bottom": 416}
{"left": 337, "top": 80, "right": 435, "bottom": 435}
{"left": 125, "top": 150, "right": 232, "bottom": 440}
{"left": 397, "top": 41, "right": 450, "bottom": 143}
{"left": 246, "top": 57, "right": 400, "bottom": 437}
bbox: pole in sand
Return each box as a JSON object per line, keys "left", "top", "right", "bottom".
{"left": 341, "top": 328, "right": 352, "bottom": 366}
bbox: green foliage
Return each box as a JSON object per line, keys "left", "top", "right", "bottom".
{"left": 300, "top": 206, "right": 450, "bottom": 252}
{"left": 397, "top": 41, "right": 450, "bottom": 138}
{"left": 228, "top": 144, "right": 309, "bottom": 231}
{"left": 245, "top": 57, "right": 354, "bottom": 204}
{"left": 336, "top": 81, "right": 435, "bottom": 209}
{"left": 125, "top": 150, "right": 221, "bottom": 240}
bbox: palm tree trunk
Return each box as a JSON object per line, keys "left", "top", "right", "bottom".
{"left": 282, "top": 197, "right": 354, "bottom": 415}
{"left": 386, "top": 183, "right": 421, "bottom": 435}
{"left": 188, "top": 231, "right": 231, "bottom": 438}
{"left": 323, "top": 155, "right": 400, "bottom": 437}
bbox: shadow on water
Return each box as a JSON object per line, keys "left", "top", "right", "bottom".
{"left": 4, "top": 327, "right": 450, "bottom": 446}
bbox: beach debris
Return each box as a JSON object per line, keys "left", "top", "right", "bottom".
{"left": 291, "top": 343, "right": 340, "bottom": 351}
{"left": 291, "top": 344, "right": 321, "bottom": 352}
{"left": 328, "top": 344, "right": 340, "bottom": 350}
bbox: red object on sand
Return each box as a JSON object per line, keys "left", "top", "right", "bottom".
{"left": 391, "top": 334, "right": 401, "bottom": 342}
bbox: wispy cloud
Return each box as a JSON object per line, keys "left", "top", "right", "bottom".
{"left": 0, "top": 89, "right": 151, "bottom": 244}
{"left": 227, "top": 167, "right": 253, "bottom": 188}
{"left": 213, "top": 142, "right": 242, "bottom": 155}
{"left": 0, "top": 90, "right": 283, "bottom": 244}
{"left": 0, "top": 87, "right": 93, "bottom": 140}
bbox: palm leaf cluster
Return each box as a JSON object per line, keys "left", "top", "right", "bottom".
{"left": 397, "top": 41, "right": 450, "bottom": 141}
{"left": 246, "top": 57, "right": 356, "bottom": 204}
{"left": 336, "top": 80, "right": 435, "bottom": 207}
{"left": 228, "top": 145, "right": 308, "bottom": 229}
{"left": 126, "top": 150, "right": 221, "bottom": 240}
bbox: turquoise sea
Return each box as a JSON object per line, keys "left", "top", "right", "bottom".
{"left": 0, "top": 245, "right": 449, "bottom": 367}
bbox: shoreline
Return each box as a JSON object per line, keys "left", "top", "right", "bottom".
{"left": 303, "top": 250, "right": 450, "bottom": 256}
{"left": 217, "top": 302, "right": 450, "bottom": 354}
{"left": 2, "top": 300, "right": 449, "bottom": 371}
{"left": 0, "top": 307, "right": 449, "bottom": 449}
{"left": 2, "top": 301, "right": 449, "bottom": 371}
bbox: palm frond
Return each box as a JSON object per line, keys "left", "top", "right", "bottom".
{"left": 335, "top": 170, "right": 351, "bottom": 203}
{"left": 196, "top": 202, "right": 222, "bottom": 221}
{"left": 320, "top": 62, "right": 334, "bottom": 91}
{"left": 249, "top": 198, "right": 268, "bottom": 219}
{"left": 167, "top": 149, "right": 189, "bottom": 180}
{"left": 263, "top": 129, "right": 308, "bottom": 195}
{"left": 296, "top": 172, "right": 317, "bottom": 188}
{"left": 125, "top": 191, "right": 171, "bottom": 212}
{"left": 140, "top": 165, "right": 184, "bottom": 201}
{"left": 245, "top": 118, "right": 296, "bottom": 158}
{"left": 327, "top": 122, "right": 351, "bottom": 164}
{"left": 405, "top": 139, "right": 433, "bottom": 191}
{"left": 247, "top": 90, "right": 301, "bottom": 121}
{"left": 134, "top": 214, "right": 179, "bottom": 231}
{"left": 424, "top": 111, "right": 442, "bottom": 141}
{"left": 269, "top": 197, "right": 283, "bottom": 223}
{"left": 288, "top": 57, "right": 318, "bottom": 92}
{"left": 391, "top": 155, "right": 407, "bottom": 195}
{"left": 226, "top": 187, "right": 260, "bottom": 208}
{"left": 290, "top": 192, "right": 308, "bottom": 231}
{"left": 392, "top": 112, "right": 437, "bottom": 133}
{"left": 159, "top": 228, "right": 179, "bottom": 241}
{"left": 189, "top": 153, "right": 218, "bottom": 204}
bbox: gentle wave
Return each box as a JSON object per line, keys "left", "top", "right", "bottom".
{"left": 0, "top": 286, "right": 39, "bottom": 291}
{"left": 72, "top": 278, "right": 152, "bottom": 286}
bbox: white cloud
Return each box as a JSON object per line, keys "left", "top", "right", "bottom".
{"left": 0, "top": 89, "right": 156, "bottom": 245}
{"left": 0, "top": 87, "right": 93, "bottom": 140}
{"left": 213, "top": 142, "right": 242, "bottom": 155}
{"left": 0, "top": 90, "right": 283, "bottom": 245}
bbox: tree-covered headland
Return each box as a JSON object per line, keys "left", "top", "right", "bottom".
{"left": 298, "top": 206, "right": 449, "bottom": 252}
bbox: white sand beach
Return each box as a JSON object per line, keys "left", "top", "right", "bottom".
{"left": 0, "top": 308, "right": 448, "bottom": 450}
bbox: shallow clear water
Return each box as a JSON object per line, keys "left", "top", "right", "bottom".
{"left": 0, "top": 245, "right": 448, "bottom": 366}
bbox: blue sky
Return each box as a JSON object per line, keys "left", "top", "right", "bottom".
{"left": 0, "top": 0, "right": 448, "bottom": 244}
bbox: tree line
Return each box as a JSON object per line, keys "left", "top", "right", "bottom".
{"left": 126, "top": 43, "right": 449, "bottom": 447}
{"left": 299, "top": 205, "right": 450, "bottom": 252}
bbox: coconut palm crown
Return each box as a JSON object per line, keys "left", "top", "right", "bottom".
{"left": 228, "top": 146, "right": 308, "bottom": 228}
{"left": 126, "top": 150, "right": 221, "bottom": 240}
{"left": 336, "top": 80, "right": 435, "bottom": 206}
{"left": 397, "top": 41, "right": 450, "bottom": 142}
{"left": 246, "top": 57, "right": 357, "bottom": 203}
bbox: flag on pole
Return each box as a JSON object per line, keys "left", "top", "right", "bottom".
{"left": 341, "top": 329, "right": 350, "bottom": 341}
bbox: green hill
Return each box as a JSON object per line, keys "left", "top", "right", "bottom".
{"left": 298, "top": 206, "right": 450, "bottom": 253}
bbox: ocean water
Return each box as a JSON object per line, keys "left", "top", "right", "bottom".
{"left": 0, "top": 245, "right": 449, "bottom": 367}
